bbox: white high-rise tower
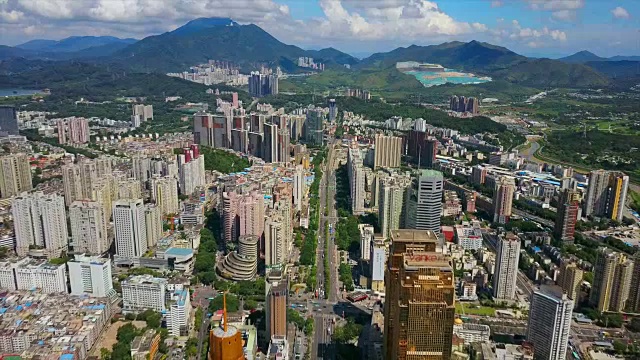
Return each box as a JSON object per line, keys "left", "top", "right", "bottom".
{"left": 527, "top": 286, "right": 573, "bottom": 360}
{"left": 12, "top": 192, "right": 68, "bottom": 258}
{"left": 113, "top": 199, "right": 147, "bottom": 259}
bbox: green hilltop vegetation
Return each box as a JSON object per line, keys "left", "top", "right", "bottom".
{"left": 280, "top": 66, "right": 424, "bottom": 95}
{"left": 490, "top": 58, "right": 609, "bottom": 88}
{"left": 281, "top": 41, "right": 612, "bottom": 98}
{"left": 542, "top": 129, "right": 640, "bottom": 180}
{"left": 199, "top": 146, "right": 251, "bottom": 174}
{"left": 109, "top": 19, "right": 358, "bottom": 72}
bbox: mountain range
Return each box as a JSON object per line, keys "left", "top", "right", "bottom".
{"left": 559, "top": 50, "right": 640, "bottom": 64}
{"left": 0, "top": 17, "right": 638, "bottom": 89}
{"left": 16, "top": 36, "right": 137, "bottom": 53}
{"left": 0, "top": 36, "right": 138, "bottom": 61}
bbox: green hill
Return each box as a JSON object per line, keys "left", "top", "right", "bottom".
{"left": 110, "top": 19, "right": 358, "bottom": 72}
{"left": 490, "top": 58, "right": 610, "bottom": 87}
{"left": 359, "top": 41, "right": 525, "bottom": 71}
{"left": 280, "top": 66, "right": 423, "bottom": 95}
{"left": 558, "top": 50, "right": 606, "bottom": 64}
{"left": 357, "top": 41, "right": 610, "bottom": 88}
{"left": 585, "top": 60, "right": 640, "bottom": 78}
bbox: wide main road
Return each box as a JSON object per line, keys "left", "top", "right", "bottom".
{"left": 311, "top": 138, "right": 340, "bottom": 360}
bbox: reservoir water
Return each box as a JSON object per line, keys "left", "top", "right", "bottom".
{"left": 0, "top": 89, "right": 42, "bottom": 97}
{"left": 405, "top": 68, "right": 492, "bottom": 87}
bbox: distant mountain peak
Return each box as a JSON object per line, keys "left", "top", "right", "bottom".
{"left": 170, "top": 17, "right": 239, "bottom": 35}
{"left": 559, "top": 50, "right": 605, "bottom": 64}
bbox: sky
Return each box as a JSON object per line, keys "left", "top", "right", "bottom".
{"left": 0, "top": 0, "right": 638, "bottom": 58}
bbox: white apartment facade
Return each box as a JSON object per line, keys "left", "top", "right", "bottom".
{"left": 68, "top": 254, "right": 114, "bottom": 297}
{"left": 70, "top": 200, "right": 109, "bottom": 255}
{"left": 113, "top": 199, "right": 147, "bottom": 259}
{"left": 12, "top": 192, "right": 68, "bottom": 259}
{"left": 14, "top": 260, "right": 67, "bottom": 293}
{"left": 492, "top": 234, "right": 521, "bottom": 300}
{"left": 122, "top": 275, "right": 167, "bottom": 313}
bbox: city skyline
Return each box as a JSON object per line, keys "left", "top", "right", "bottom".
{"left": 0, "top": 0, "right": 637, "bottom": 57}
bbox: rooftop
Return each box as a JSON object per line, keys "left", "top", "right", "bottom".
{"left": 165, "top": 247, "right": 194, "bottom": 257}
{"left": 418, "top": 169, "right": 443, "bottom": 178}
{"left": 391, "top": 229, "right": 439, "bottom": 243}
{"left": 123, "top": 274, "right": 167, "bottom": 286}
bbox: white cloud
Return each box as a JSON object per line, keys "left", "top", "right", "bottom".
{"left": 525, "top": 0, "right": 584, "bottom": 22}
{"left": 0, "top": 10, "right": 24, "bottom": 22}
{"left": 526, "top": 0, "right": 584, "bottom": 11}
{"left": 611, "top": 6, "right": 630, "bottom": 19}
{"left": 299, "top": 0, "right": 486, "bottom": 42}
{"left": 494, "top": 18, "right": 567, "bottom": 44}
{"left": 491, "top": 1, "right": 504, "bottom": 8}
{"left": 12, "top": 0, "right": 290, "bottom": 24}
{"left": 551, "top": 10, "right": 575, "bottom": 21}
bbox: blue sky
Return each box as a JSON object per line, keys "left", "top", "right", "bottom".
{"left": 0, "top": 0, "right": 638, "bottom": 57}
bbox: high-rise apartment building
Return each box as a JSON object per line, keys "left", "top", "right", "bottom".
{"left": 144, "top": 204, "right": 163, "bottom": 248}
{"left": 12, "top": 192, "right": 68, "bottom": 258}
{"left": 132, "top": 156, "right": 152, "bottom": 183}
{"left": 265, "top": 217, "right": 285, "bottom": 267}
{"left": 266, "top": 280, "right": 287, "bottom": 340}
{"left": 378, "top": 176, "right": 409, "bottom": 240}
{"left": 119, "top": 178, "right": 142, "bottom": 200}
{"left": 589, "top": 249, "right": 633, "bottom": 312}
{"left": 113, "top": 199, "right": 147, "bottom": 259}
{"left": 373, "top": 134, "right": 402, "bottom": 169}
{"left": 0, "top": 258, "right": 67, "bottom": 293}
{"left": 527, "top": 286, "right": 573, "bottom": 360}
{"left": 168, "top": 287, "right": 191, "bottom": 336}
{"left": 303, "top": 107, "right": 324, "bottom": 146}
{"left": 133, "top": 104, "right": 153, "bottom": 122}
{"left": 122, "top": 275, "right": 167, "bottom": 313}
{"left": 193, "top": 112, "right": 217, "bottom": 148}
{"left": 14, "top": 259, "right": 67, "bottom": 293}
{"left": 57, "top": 117, "right": 89, "bottom": 144}
{"left": 150, "top": 176, "right": 179, "bottom": 216}
{"left": 627, "top": 253, "right": 640, "bottom": 314}
{"left": 384, "top": 229, "right": 454, "bottom": 360}
{"left": 406, "top": 130, "right": 437, "bottom": 168}
{"left": 248, "top": 72, "right": 278, "bottom": 98}
{"left": 293, "top": 165, "right": 305, "bottom": 212}
{"left": 69, "top": 200, "right": 109, "bottom": 255}
{"left": 222, "top": 190, "right": 264, "bottom": 244}
{"left": 370, "top": 237, "right": 386, "bottom": 292}
{"left": 68, "top": 254, "right": 114, "bottom": 297}
{"left": 91, "top": 178, "right": 114, "bottom": 223}
{"left": 62, "top": 164, "right": 84, "bottom": 206}
{"left": 557, "top": 261, "right": 583, "bottom": 307}
{"left": 62, "top": 158, "right": 113, "bottom": 206}
{"left": 493, "top": 176, "right": 515, "bottom": 223}
{"left": 584, "top": 170, "right": 629, "bottom": 222}
{"left": 237, "top": 190, "right": 265, "bottom": 240}
{"left": 0, "top": 153, "right": 32, "bottom": 199}
{"left": 555, "top": 189, "right": 580, "bottom": 242}
{"left": 492, "top": 233, "right": 521, "bottom": 300}
{"left": 328, "top": 98, "right": 337, "bottom": 122}
{"left": 0, "top": 106, "right": 19, "bottom": 135}
{"left": 348, "top": 147, "right": 366, "bottom": 214}
{"left": 262, "top": 122, "right": 279, "bottom": 163}
{"left": 177, "top": 145, "right": 205, "bottom": 196}
{"left": 449, "top": 95, "right": 479, "bottom": 114}
{"left": 471, "top": 165, "right": 487, "bottom": 185}
{"left": 359, "top": 224, "right": 374, "bottom": 261}
{"left": 405, "top": 169, "right": 443, "bottom": 233}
